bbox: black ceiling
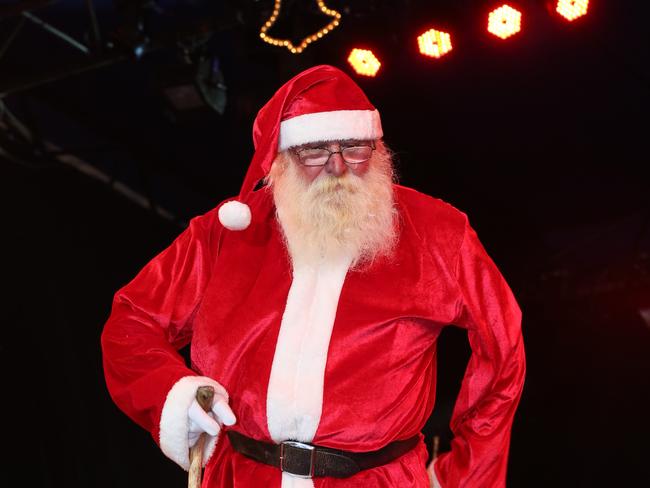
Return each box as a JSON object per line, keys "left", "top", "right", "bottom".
{"left": 1, "top": 0, "right": 649, "bottom": 296}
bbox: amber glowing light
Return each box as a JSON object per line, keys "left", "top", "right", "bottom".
{"left": 417, "top": 29, "right": 453, "bottom": 59}
{"left": 487, "top": 4, "right": 522, "bottom": 39}
{"left": 556, "top": 0, "right": 589, "bottom": 21}
{"left": 347, "top": 49, "right": 381, "bottom": 77}
{"left": 260, "top": 0, "right": 341, "bottom": 54}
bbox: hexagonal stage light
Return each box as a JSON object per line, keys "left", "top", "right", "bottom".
{"left": 348, "top": 48, "right": 381, "bottom": 77}
{"left": 417, "top": 29, "right": 453, "bottom": 59}
{"left": 556, "top": 0, "right": 589, "bottom": 21}
{"left": 487, "top": 4, "right": 522, "bottom": 40}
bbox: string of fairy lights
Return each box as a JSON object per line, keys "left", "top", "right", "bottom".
{"left": 259, "top": 0, "right": 341, "bottom": 55}
{"left": 259, "top": 0, "right": 591, "bottom": 77}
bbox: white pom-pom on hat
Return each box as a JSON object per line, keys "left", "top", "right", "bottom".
{"left": 218, "top": 200, "right": 251, "bottom": 231}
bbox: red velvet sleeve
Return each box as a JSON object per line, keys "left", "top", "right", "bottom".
{"left": 101, "top": 214, "right": 216, "bottom": 444}
{"left": 434, "top": 217, "right": 526, "bottom": 487}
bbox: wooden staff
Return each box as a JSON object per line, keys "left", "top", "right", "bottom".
{"left": 431, "top": 435, "right": 440, "bottom": 461}
{"left": 188, "top": 386, "right": 215, "bottom": 488}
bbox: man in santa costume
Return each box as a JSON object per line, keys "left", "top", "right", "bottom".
{"left": 102, "top": 65, "right": 525, "bottom": 487}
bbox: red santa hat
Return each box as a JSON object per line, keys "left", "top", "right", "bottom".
{"left": 218, "top": 64, "right": 383, "bottom": 231}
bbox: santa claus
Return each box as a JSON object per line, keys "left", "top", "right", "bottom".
{"left": 101, "top": 65, "right": 525, "bottom": 487}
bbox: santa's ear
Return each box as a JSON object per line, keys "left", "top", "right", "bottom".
{"left": 266, "top": 157, "right": 288, "bottom": 186}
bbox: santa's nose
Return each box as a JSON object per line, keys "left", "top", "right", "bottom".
{"left": 325, "top": 151, "right": 347, "bottom": 177}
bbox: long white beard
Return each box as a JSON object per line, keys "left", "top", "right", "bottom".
{"left": 268, "top": 147, "right": 398, "bottom": 269}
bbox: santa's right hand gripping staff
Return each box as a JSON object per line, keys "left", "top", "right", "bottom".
{"left": 187, "top": 386, "right": 237, "bottom": 488}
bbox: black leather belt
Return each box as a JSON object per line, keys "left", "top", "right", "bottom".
{"left": 226, "top": 430, "right": 419, "bottom": 478}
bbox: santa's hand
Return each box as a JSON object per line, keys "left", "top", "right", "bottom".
{"left": 188, "top": 394, "right": 237, "bottom": 448}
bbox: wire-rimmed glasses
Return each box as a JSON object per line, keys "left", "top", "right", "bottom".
{"left": 293, "top": 142, "right": 375, "bottom": 167}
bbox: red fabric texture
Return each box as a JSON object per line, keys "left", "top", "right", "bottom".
{"left": 101, "top": 185, "right": 525, "bottom": 487}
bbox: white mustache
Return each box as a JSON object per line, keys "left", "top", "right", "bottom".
{"left": 269, "top": 150, "right": 398, "bottom": 269}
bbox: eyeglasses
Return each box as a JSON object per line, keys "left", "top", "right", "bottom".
{"left": 294, "top": 142, "right": 375, "bottom": 167}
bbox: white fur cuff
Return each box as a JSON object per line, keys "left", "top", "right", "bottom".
{"left": 159, "top": 376, "right": 228, "bottom": 470}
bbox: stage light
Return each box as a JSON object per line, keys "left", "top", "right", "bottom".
{"left": 487, "top": 4, "right": 522, "bottom": 39}
{"left": 157, "top": 51, "right": 227, "bottom": 119}
{"left": 417, "top": 29, "right": 453, "bottom": 59}
{"left": 133, "top": 42, "right": 147, "bottom": 59}
{"left": 195, "top": 56, "right": 227, "bottom": 115}
{"left": 556, "top": 0, "right": 589, "bottom": 21}
{"left": 348, "top": 49, "right": 381, "bottom": 77}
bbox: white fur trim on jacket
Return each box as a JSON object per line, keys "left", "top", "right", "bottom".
{"left": 427, "top": 457, "right": 443, "bottom": 488}
{"left": 159, "top": 375, "right": 229, "bottom": 471}
{"left": 278, "top": 109, "right": 383, "bottom": 151}
{"left": 266, "top": 253, "right": 352, "bottom": 488}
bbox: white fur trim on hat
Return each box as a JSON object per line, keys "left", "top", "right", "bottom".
{"left": 278, "top": 109, "right": 383, "bottom": 151}
{"left": 159, "top": 376, "right": 229, "bottom": 471}
{"left": 218, "top": 200, "right": 251, "bottom": 231}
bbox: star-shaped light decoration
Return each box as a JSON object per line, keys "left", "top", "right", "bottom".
{"left": 260, "top": 0, "right": 341, "bottom": 54}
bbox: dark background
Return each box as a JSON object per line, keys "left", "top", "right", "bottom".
{"left": 1, "top": 1, "right": 649, "bottom": 486}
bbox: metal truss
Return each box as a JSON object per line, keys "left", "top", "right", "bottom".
{"left": 0, "top": 0, "right": 240, "bottom": 98}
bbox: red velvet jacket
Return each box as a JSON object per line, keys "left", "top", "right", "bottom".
{"left": 101, "top": 184, "right": 525, "bottom": 488}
